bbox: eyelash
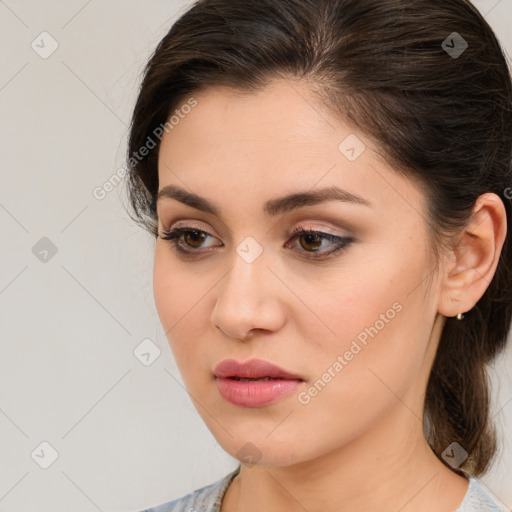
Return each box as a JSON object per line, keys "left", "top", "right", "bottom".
{"left": 159, "top": 224, "right": 353, "bottom": 260}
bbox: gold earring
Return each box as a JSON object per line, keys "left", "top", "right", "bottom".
{"left": 456, "top": 312, "right": 465, "bottom": 320}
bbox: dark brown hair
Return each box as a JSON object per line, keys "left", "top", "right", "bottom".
{"left": 126, "top": 0, "right": 512, "bottom": 476}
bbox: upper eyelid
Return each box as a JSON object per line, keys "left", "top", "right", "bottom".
{"left": 162, "top": 224, "right": 345, "bottom": 240}
{"left": 161, "top": 211, "right": 355, "bottom": 234}
{"left": 156, "top": 202, "right": 362, "bottom": 238}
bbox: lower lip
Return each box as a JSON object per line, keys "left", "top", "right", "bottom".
{"left": 215, "top": 377, "right": 304, "bottom": 407}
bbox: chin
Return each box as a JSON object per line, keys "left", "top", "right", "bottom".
{"left": 211, "top": 431, "right": 307, "bottom": 468}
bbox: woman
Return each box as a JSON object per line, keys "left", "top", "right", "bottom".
{"left": 126, "top": 0, "right": 512, "bottom": 510}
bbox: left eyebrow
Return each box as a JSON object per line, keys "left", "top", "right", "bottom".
{"left": 156, "top": 184, "right": 372, "bottom": 217}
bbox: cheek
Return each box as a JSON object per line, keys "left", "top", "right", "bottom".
{"left": 153, "top": 246, "right": 210, "bottom": 325}
{"left": 300, "top": 243, "right": 432, "bottom": 396}
{"left": 153, "top": 250, "right": 192, "bottom": 352}
{"left": 300, "top": 249, "right": 416, "bottom": 350}
{"left": 152, "top": 247, "right": 216, "bottom": 376}
{"left": 153, "top": 250, "right": 182, "bottom": 332}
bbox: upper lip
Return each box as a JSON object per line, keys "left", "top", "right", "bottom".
{"left": 214, "top": 358, "right": 304, "bottom": 380}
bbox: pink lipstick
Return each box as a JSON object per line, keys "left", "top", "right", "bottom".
{"left": 214, "top": 358, "right": 305, "bottom": 407}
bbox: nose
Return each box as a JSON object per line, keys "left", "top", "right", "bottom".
{"left": 210, "top": 247, "right": 287, "bottom": 342}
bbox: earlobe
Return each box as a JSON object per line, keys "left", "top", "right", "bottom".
{"left": 437, "top": 193, "right": 507, "bottom": 319}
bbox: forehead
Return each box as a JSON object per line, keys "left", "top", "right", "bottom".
{"left": 157, "top": 79, "right": 426, "bottom": 224}
{"left": 159, "top": 80, "right": 361, "bottom": 181}
{"left": 161, "top": 80, "right": 351, "bottom": 156}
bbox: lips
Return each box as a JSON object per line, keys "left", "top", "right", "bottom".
{"left": 214, "top": 358, "right": 305, "bottom": 407}
{"left": 214, "top": 358, "right": 304, "bottom": 381}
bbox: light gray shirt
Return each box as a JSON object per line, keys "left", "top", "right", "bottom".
{"left": 139, "top": 466, "right": 504, "bottom": 512}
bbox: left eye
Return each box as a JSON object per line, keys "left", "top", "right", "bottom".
{"left": 158, "top": 225, "right": 353, "bottom": 259}
{"left": 285, "top": 226, "right": 353, "bottom": 258}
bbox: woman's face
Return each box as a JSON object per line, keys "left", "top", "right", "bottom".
{"left": 154, "top": 79, "right": 446, "bottom": 467}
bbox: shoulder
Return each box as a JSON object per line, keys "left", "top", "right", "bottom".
{"left": 138, "top": 466, "right": 241, "bottom": 512}
{"left": 455, "top": 477, "right": 504, "bottom": 512}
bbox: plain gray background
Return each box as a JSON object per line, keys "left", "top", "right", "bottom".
{"left": 0, "top": 1, "right": 511, "bottom": 511}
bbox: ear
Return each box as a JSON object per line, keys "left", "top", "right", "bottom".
{"left": 437, "top": 193, "right": 508, "bottom": 318}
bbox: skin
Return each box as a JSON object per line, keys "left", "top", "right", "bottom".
{"left": 153, "top": 79, "right": 507, "bottom": 512}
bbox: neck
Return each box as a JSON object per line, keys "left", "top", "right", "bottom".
{"left": 221, "top": 403, "right": 469, "bottom": 512}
